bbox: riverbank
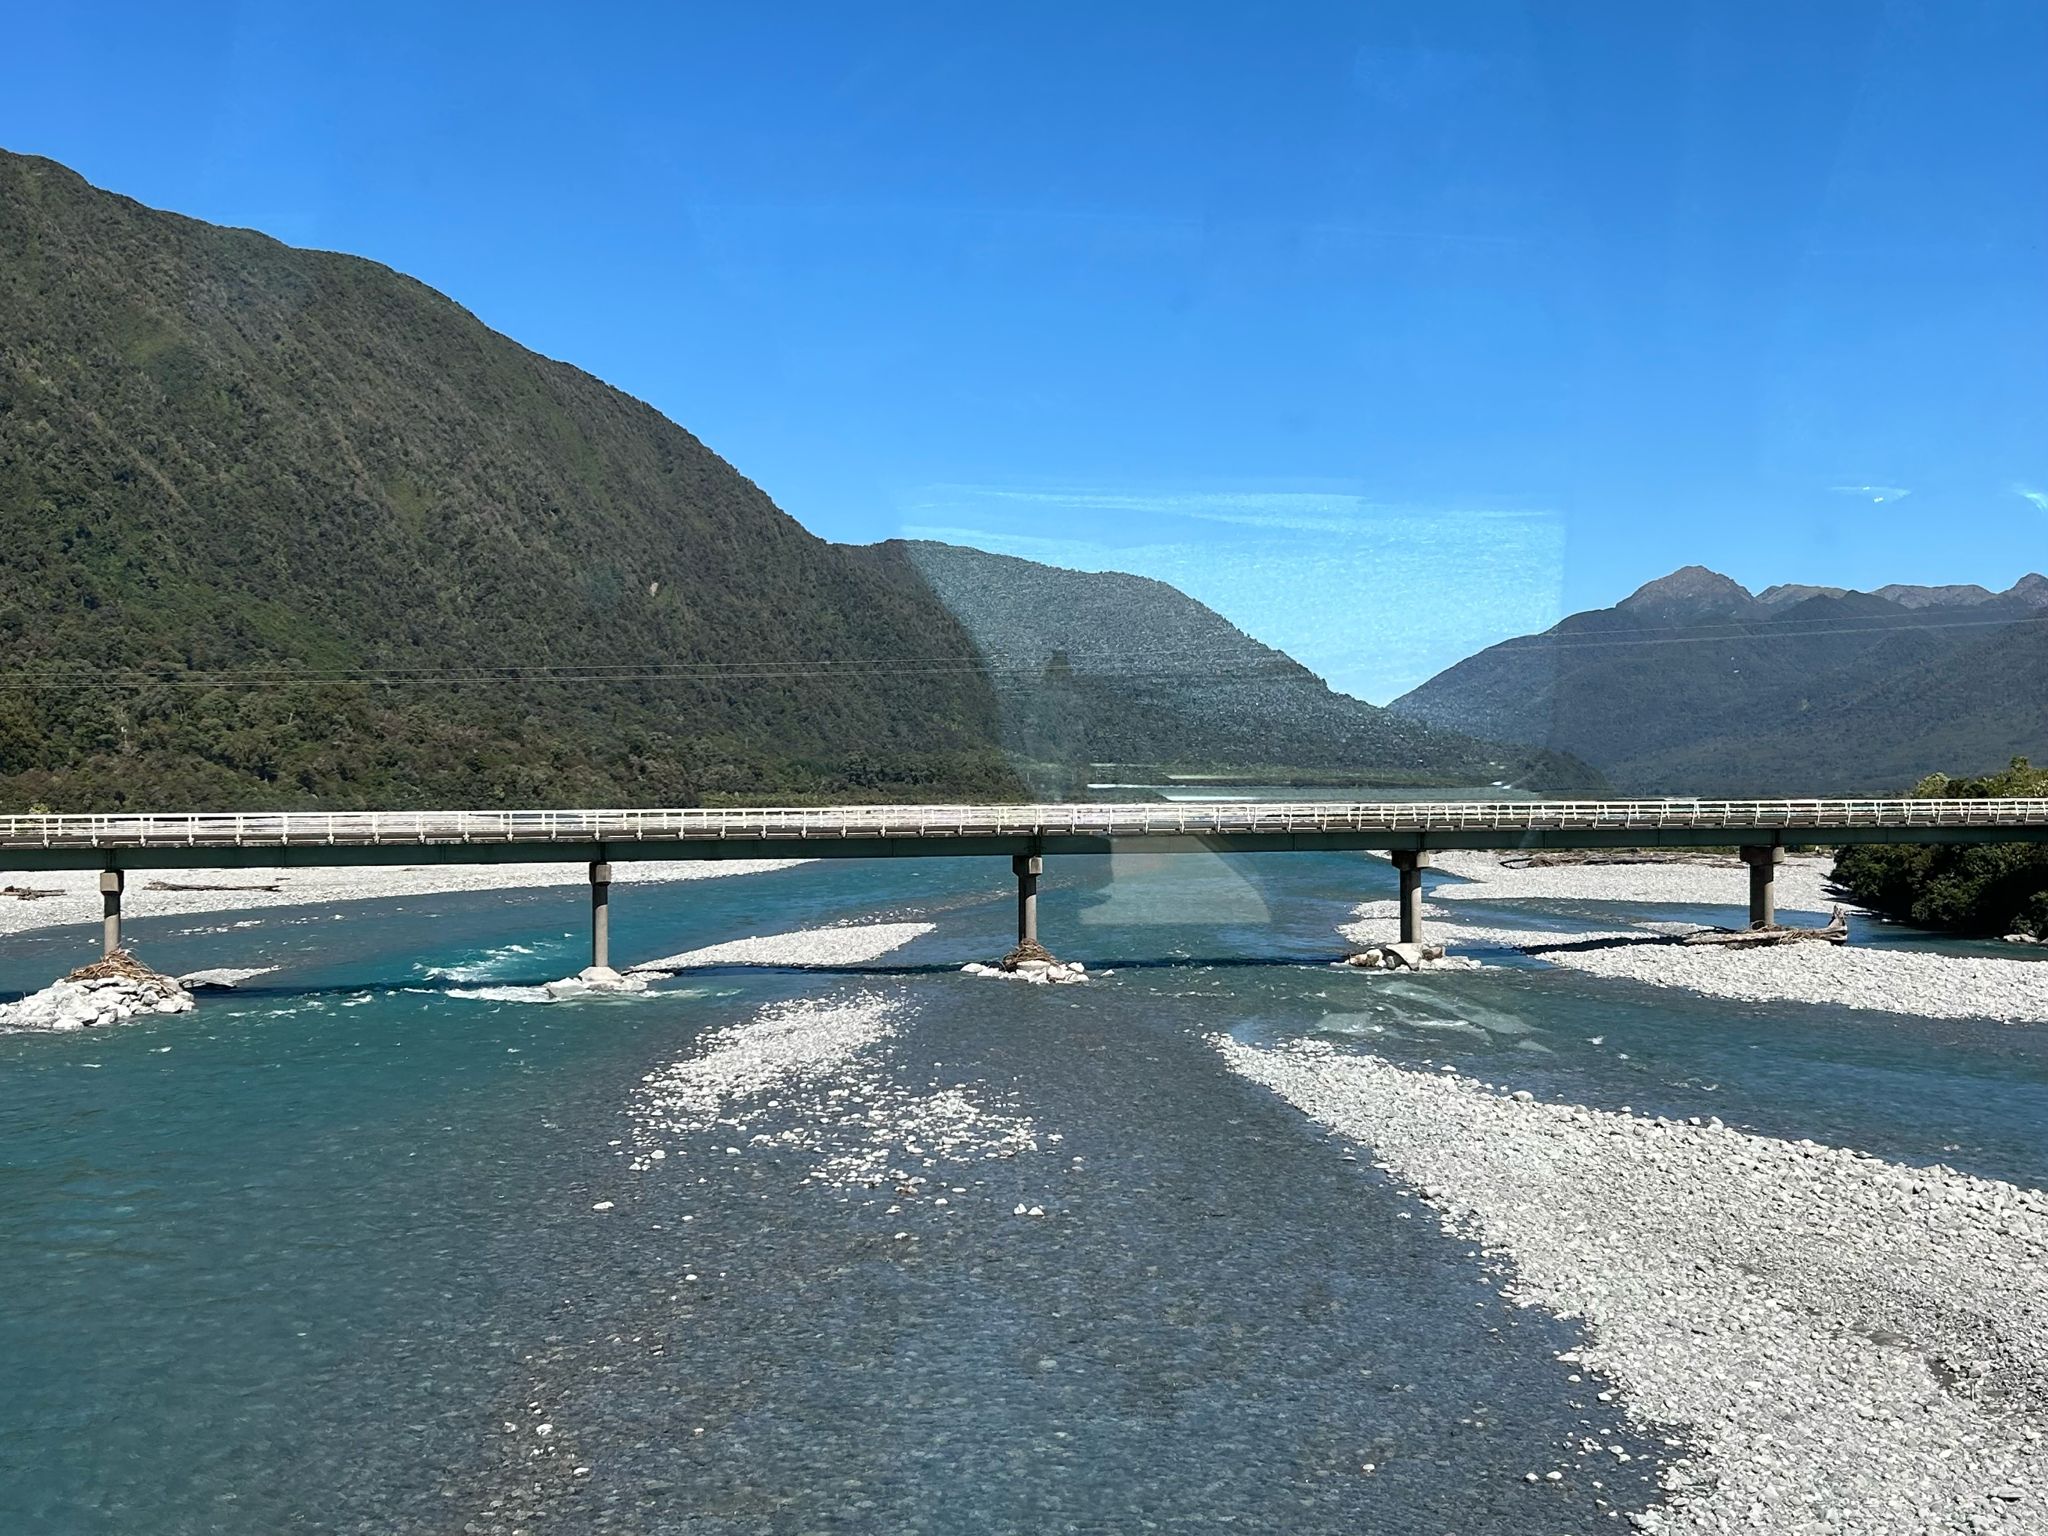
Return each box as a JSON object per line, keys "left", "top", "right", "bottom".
{"left": 1349, "top": 852, "right": 2048, "bottom": 1025}
{"left": 1219, "top": 1035, "right": 2048, "bottom": 1534}
{"left": 1428, "top": 849, "right": 1839, "bottom": 915}
{"left": 0, "top": 858, "right": 811, "bottom": 940}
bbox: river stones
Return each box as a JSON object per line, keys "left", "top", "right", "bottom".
{"left": 1, "top": 952, "right": 195, "bottom": 1032}
{"left": 1343, "top": 943, "right": 1472, "bottom": 973}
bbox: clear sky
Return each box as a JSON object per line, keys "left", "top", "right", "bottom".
{"left": 6, "top": 1, "right": 2046, "bottom": 701}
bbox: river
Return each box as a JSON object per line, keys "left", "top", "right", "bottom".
{"left": 5, "top": 850, "right": 2046, "bottom": 1532}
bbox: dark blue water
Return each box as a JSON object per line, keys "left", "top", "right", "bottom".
{"left": 5, "top": 853, "right": 2046, "bottom": 1533}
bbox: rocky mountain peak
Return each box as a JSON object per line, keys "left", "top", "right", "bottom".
{"left": 2005, "top": 573, "right": 2048, "bottom": 607}
{"left": 1616, "top": 566, "right": 1757, "bottom": 618}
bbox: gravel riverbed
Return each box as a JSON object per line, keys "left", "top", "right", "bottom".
{"left": 1433, "top": 914, "right": 2048, "bottom": 1024}
{"left": 1219, "top": 1035, "right": 2048, "bottom": 1534}
{"left": 1426, "top": 851, "right": 1842, "bottom": 915}
{"left": 0, "top": 858, "right": 809, "bottom": 939}
{"left": 629, "top": 921, "right": 935, "bottom": 973}
{"left": 1345, "top": 858, "right": 2048, "bottom": 1024}
{"left": 621, "top": 990, "right": 1041, "bottom": 1189}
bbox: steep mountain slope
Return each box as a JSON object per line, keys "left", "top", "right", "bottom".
{"left": 896, "top": 541, "right": 1605, "bottom": 793}
{"left": 1391, "top": 565, "right": 2048, "bottom": 794}
{"left": 0, "top": 149, "right": 1022, "bottom": 808}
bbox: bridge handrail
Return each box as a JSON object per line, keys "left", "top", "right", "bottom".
{"left": 8, "top": 798, "right": 2048, "bottom": 850}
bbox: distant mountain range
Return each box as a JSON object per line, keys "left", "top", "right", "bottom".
{"left": 1392, "top": 565, "right": 2048, "bottom": 794}
{"left": 0, "top": 148, "right": 1596, "bottom": 809}
{"left": 897, "top": 541, "right": 1604, "bottom": 794}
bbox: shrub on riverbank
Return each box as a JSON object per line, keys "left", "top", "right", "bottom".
{"left": 1831, "top": 759, "right": 2048, "bottom": 938}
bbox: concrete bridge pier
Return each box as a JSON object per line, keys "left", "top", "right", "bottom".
{"left": 101, "top": 868, "right": 123, "bottom": 957}
{"left": 589, "top": 860, "right": 612, "bottom": 970}
{"left": 1012, "top": 852, "right": 1042, "bottom": 949}
{"left": 1741, "top": 845, "right": 1784, "bottom": 929}
{"left": 1392, "top": 850, "right": 1430, "bottom": 946}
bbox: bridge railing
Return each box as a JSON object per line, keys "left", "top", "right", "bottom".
{"left": 7, "top": 798, "right": 2048, "bottom": 850}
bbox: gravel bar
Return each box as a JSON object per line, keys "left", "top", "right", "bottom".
{"left": 629, "top": 921, "right": 935, "bottom": 974}
{"left": 1219, "top": 1035, "right": 2048, "bottom": 1534}
{"left": 1343, "top": 900, "right": 2048, "bottom": 1025}
{"left": 1428, "top": 850, "right": 1840, "bottom": 915}
{"left": 0, "top": 858, "right": 809, "bottom": 939}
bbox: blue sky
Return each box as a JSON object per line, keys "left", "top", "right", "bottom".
{"left": 6, "top": 1, "right": 2046, "bottom": 701}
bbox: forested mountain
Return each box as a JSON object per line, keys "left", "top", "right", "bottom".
{"left": 897, "top": 541, "right": 1605, "bottom": 794}
{"left": 0, "top": 149, "right": 1029, "bottom": 808}
{"left": 0, "top": 150, "right": 1598, "bottom": 810}
{"left": 1391, "top": 565, "right": 2048, "bottom": 794}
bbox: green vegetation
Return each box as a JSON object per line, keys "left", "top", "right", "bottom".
{"left": 0, "top": 150, "right": 1023, "bottom": 809}
{"left": 1832, "top": 759, "right": 2048, "bottom": 938}
{"left": 0, "top": 149, "right": 1597, "bottom": 812}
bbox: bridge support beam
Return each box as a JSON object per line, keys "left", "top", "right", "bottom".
{"left": 100, "top": 868, "right": 124, "bottom": 957}
{"left": 589, "top": 860, "right": 612, "bottom": 971}
{"left": 1392, "top": 850, "right": 1430, "bottom": 946}
{"left": 1741, "top": 845, "right": 1784, "bottom": 929}
{"left": 1012, "top": 852, "right": 1042, "bottom": 949}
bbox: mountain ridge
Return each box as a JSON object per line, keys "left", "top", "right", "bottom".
{"left": 0, "top": 148, "right": 1598, "bottom": 808}
{"left": 1391, "top": 564, "right": 2048, "bottom": 794}
{"left": 895, "top": 540, "right": 1606, "bottom": 794}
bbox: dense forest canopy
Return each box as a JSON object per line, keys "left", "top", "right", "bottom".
{"left": 0, "top": 148, "right": 1029, "bottom": 808}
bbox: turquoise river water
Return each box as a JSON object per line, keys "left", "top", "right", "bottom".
{"left": 4, "top": 851, "right": 2047, "bottom": 1534}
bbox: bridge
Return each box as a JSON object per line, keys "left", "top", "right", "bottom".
{"left": 7, "top": 798, "right": 2048, "bottom": 967}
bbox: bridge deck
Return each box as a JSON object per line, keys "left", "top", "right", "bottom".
{"left": 5, "top": 800, "right": 2048, "bottom": 872}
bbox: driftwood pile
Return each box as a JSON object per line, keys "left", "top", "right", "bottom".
{"left": 64, "top": 949, "right": 170, "bottom": 985}
{"left": 144, "top": 880, "right": 282, "bottom": 893}
{"left": 1682, "top": 908, "right": 1850, "bottom": 948}
{"left": 998, "top": 938, "right": 1059, "bottom": 972}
